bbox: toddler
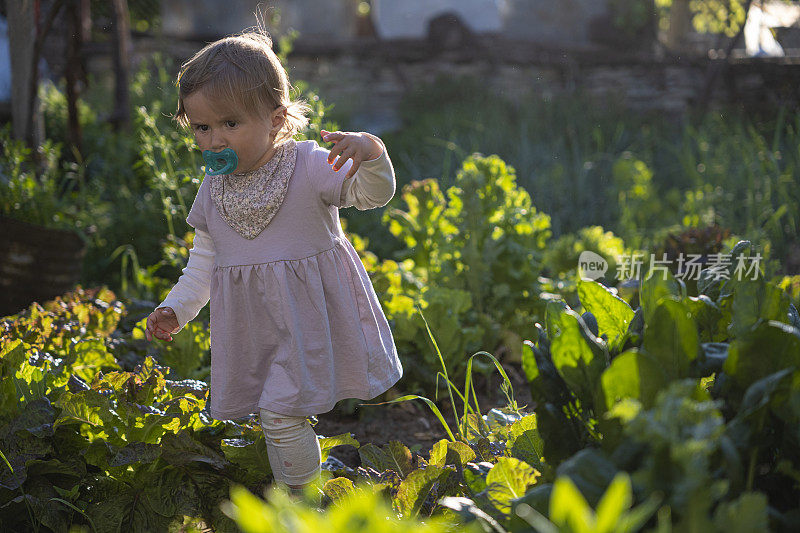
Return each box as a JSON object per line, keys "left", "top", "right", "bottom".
{"left": 143, "top": 29, "right": 403, "bottom": 491}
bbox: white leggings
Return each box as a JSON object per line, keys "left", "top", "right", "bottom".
{"left": 258, "top": 407, "right": 322, "bottom": 487}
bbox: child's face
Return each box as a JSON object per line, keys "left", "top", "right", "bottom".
{"left": 183, "top": 90, "right": 286, "bottom": 174}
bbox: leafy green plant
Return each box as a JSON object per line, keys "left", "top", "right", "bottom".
{"left": 612, "top": 152, "right": 682, "bottom": 251}
{"left": 778, "top": 274, "right": 800, "bottom": 308}
{"left": 381, "top": 154, "right": 552, "bottom": 384}
{"left": 0, "top": 125, "right": 104, "bottom": 240}
{"left": 5, "top": 240, "right": 797, "bottom": 531}
{"left": 224, "top": 480, "right": 478, "bottom": 532}
{"left": 520, "top": 238, "right": 800, "bottom": 530}
{"left": 541, "top": 225, "right": 631, "bottom": 309}
{"left": 513, "top": 471, "right": 662, "bottom": 533}
{"left": 0, "top": 288, "right": 358, "bottom": 532}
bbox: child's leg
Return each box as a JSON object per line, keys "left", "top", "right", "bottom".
{"left": 258, "top": 407, "right": 321, "bottom": 489}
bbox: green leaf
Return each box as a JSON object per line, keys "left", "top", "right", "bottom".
{"left": 109, "top": 441, "right": 162, "bottom": 467}
{"left": 457, "top": 412, "right": 486, "bottom": 441}
{"left": 119, "top": 408, "right": 173, "bottom": 444}
{"left": 549, "top": 306, "right": 607, "bottom": 409}
{"left": 726, "top": 368, "right": 796, "bottom": 451}
{"left": 221, "top": 437, "right": 271, "bottom": 482}
{"left": 712, "top": 492, "right": 768, "bottom": 533}
{"left": 594, "top": 473, "right": 632, "bottom": 533}
{"left": 83, "top": 473, "right": 174, "bottom": 533}
{"left": 67, "top": 339, "right": 120, "bottom": 383}
{"left": 486, "top": 457, "right": 540, "bottom": 514}
{"left": 322, "top": 477, "right": 355, "bottom": 502}
{"left": 735, "top": 368, "right": 795, "bottom": 421}
{"left": 724, "top": 320, "right": 800, "bottom": 391}
{"left": 464, "top": 462, "right": 490, "bottom": 493}
{"left": 359, "top": 441, "right": 414, "bottom": 478}
{"left": 319, "top": 433, "right": 359, "bottom": 462}
{"left": 555, "top": 449, "right": 619, "bottom": 508}
{"left": 0, "top": 376, "right": 20, "bottom": 421}
{"left": 82, "top": 440, "right": 113, "bottom": 471}
{"left": 157, "top": 321, "right": 210, "bottom": 379}
{"left": 506, "top": 415, "right": 545, "bottom": 468}
{"left": 640, "top": 269, "right": 681, "bottom": 326}
{"left": 0, "top": 424, "right": 54, "bottom": 491}
{"left": 578, "top": 280, "right": 634, "bottom": 352}
{"left": 730, "top": 278, "right": 791, "bottom": 337}
{"left": 643, "top": 299, "right": 699, "bottom": 379}
{"left": 685, "top": 295, "right": 726, "bottom": 343}
{"left": 146, "top": 465, "right": 197, "bottom": 518}
{"left": 439, "top": 496, "right": 506, "bottom": 533}
{"left": 600, "top": 349, "right": 667, "bottom": 410}
{"left": 5, "top": 396, "right": 55, "bottom": 438}
{"left": 52, "top": 390, "right": 107, "bottom": 430}
{"left": 160, "top": 430, "right": 229, "bottom": 470}
{"left": 429, "top": 439, "right": 476, "bottom": 467}
{"left": 226, "top": 483, "right": 272, "bottom": 533}
{"left": 358, "top": 443, "right": 386, "bottom": 472}
{"left": 384, "top": 441, "right": 414, "bottom": 478}
{"left": 12, "top": 359, "right": 52, "bottom": 405}
{"left": 521, "top": 341, "right": 540, "bottom": 383}
{"left": 394, "top": 464, "right": 450, "bottom": 517}
{"left": 0, "top": 339, "right": 26, "bottom": 370}
{"left": 549, "top": 475, "right": 594, "bottom": 533}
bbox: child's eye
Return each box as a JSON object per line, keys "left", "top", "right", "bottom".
{"left": 193, "top": 125, "right": 208, "bottom": 132}
{"left": 225, "top": 120, "right": 237, "bottom": 128}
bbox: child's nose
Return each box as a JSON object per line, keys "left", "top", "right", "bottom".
{"left": 210, "top": 131, "right": 227, "bottom": 151}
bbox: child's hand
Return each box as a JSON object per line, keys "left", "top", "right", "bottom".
{"left": 321, "top": 130, "right": 384, "bottom": 180}
{"left": 145, "top": 307, "right": 179, "bottom": 342}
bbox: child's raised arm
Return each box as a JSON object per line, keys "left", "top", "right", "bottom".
{"left": 319, "top": 130, "right": 396, "bottom": 210}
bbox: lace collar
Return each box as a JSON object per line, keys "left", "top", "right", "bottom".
{"left": 209, "top": 139, "right": 298, "bottom": 240}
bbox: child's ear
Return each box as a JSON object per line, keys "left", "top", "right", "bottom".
{"left": 272, "top": 105, "right": 287, "bottom": 128}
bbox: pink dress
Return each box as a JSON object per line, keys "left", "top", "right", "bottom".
{"left": 185, "top": 139, "right": 403, "bottom": 419}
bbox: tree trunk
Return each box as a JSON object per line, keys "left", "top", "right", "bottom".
{"left": 7, "top": 0, "right": 38, "bottom": 145}
{"left": 65, "top": 0, "right": 85, "bottom": 157}
{"left": 697, "top": 0, "right": 754, "bottom": 114}
{"left": 666, "top": 0, "right": 692, "bottom": 52}
{"left": 109, "top": 0, "right": 131, "bottom": 131}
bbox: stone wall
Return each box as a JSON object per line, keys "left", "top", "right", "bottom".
{"left": 282, "top": 38, "right": 707, "bottom": 133}
{"left": 88, "top": 32, "right": 799, "bottom": 136}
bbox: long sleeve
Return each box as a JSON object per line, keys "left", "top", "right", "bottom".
{"left": 339, "top": 133, "right": 396, "bottom": 210}
{"left": 155, "top": 228, "right": 215, "bottom": 333}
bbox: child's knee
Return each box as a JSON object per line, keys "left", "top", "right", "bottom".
{"left": 259, "top": 408, "right": 321, "bottom": 485}
{"left": 260, "top": 410, "right": 309, "bottom": 439}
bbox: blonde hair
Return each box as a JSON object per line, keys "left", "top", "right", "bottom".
{"left": 174, "top": 28, "right": 310, "bottom": 145}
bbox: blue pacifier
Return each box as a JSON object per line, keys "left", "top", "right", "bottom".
{"left": 202, "top": 148, "right": 239, "bottom": 175}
